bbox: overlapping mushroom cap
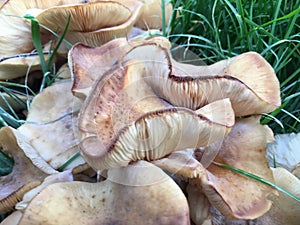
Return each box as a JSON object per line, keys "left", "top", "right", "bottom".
{"left": 71, "top": 38, "right": 236, "bottom": 171}
{"left": 17, "top": 161, "right": 190, "bottom": 225}
{"left": 153, "top": 116, "right": 276, "bottom": 220}
{"left": 0, "top": 80, "right": 86, "bottom": 214}
{"left": 67, "top": 36, "right": 283, "bottom": 223}
{"left": 0, "top": 0, "right": 143, "bottom": 79}
{"left": 69, "top": 36, "right": 280, "bottom": 171}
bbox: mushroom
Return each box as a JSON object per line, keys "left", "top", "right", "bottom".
{"left": 152, "top": 116, "right": 276, "bottom": 221}
{"left": 0, "top": 126, "right": 49, "bottom": 214}
{"left": 78, "top": 57, "right": 235, "bottom": 170}
{"left": 18, "top": 160, "right": 191, "bottom": 225}
{"left": 17, "top": 81, "right": 85, "bottom": 171}
{"left": 197, "top": 116, "right": 276, "bottom": 220}
{"left": 34, "top": 0, "right": 143, "bottom": 51}
{"left": 123, "top": 43, "right": 281, "bottom": 115}
{"left": 0, "top": 0, "right": 143, "bottom": 79}
{"left": 255, "top": 167, "right": 300, "bottom": 225}
{"left": 15, "top": 170, "right": 73, "bottom": 211}
{"left": 69, "top": 36, "right": 171, "bottom": 99}
{"left": 135, "top": 0, "right": 173, "bottom": 29}
{"left": 0, "top": 0, "right": 75, "bottom": 79}
{"left": 0, "top": 53, "right": 50, "bottom": 80}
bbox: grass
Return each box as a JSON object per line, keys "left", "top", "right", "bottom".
{"left": 0, "top": 0, "right": 299, "bottom": 221}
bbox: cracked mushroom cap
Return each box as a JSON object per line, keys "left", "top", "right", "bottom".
{"left": 17, "top": 81, "right": 85, "bottom": 171}
{"left": 18, "top": 160, "right": 190, "bottom": 225}
{"left": 123, "top": 44, "right": 281, "bottom": 115}
{"left": 35, "top": 0, "right": 143, "bottom": 49}
{"left": 195, "top": 116, "right": 276, "bottom": 220}
{"left": 135, "top": 0, "right": 173, "bottom": 29}
{"left": 0, "top": 126, "right": 50, "bottom": 214}
{"left": 78, "top": 58, "right": 234, "bottom": 171}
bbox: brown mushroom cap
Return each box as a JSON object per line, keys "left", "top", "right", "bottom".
{"left": 35, "top": 0, "right": 143, "bottom": 49}
{"left": 15, "top": 170, "right": 73, "bottom": 211}
{"left": 0, "top": 126, "right": 49, "bottom": 214}
{"left": 0, "top": 0, "right": 83, "bottom": 57}
{"left": 17, "top": 81, "right": 84, "bottom": 170}
{"left": 18, "top": 161, "right": 190, "bottom": 225}
{"left": 78, "top": 57, "right": 234, "bottom": 170}
{"left": 68, "top": 36, "right": 171, "bottom": 99}
{"left": 196, "top": 116, "right": 276, "bottom": 220}
{"left": 124, "top": 44, "right": 281, "bottom": 115}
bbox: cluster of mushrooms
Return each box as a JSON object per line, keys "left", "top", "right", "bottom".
{"left": 0, "top": 0, "right": 300, "bottom": 224}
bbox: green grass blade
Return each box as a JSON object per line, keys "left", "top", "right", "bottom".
{"left": 213, "top": 161, "right": 300, "bottom": 203}
{"left": 25, "top": 15, "right": 47, "bottom": 74}
{"left": 57, "top": 152, "right": 81, "bottom": 172}
{"left": 47, "top": 15, "right": 71, "bottom": 70}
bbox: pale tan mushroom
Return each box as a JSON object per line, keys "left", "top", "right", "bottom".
{"left": 197, "top": 116, "right": 276, "bottom": 220}
{"left": 15, "top": 170, "right": 73, "bottom": 211}
{"left": 0, "top": 54, "right": 50, "bottom": 80}
{"left": 0, "top": 0, "right": 82, "bottom": 79}
{"left": 17, "top": 81, "right": 85, "bottom": 170}
{"left": 255, "top": 167, "right": 300, "bottom": 225}
{"left": 123, "top": 43, "right": 281, "bottom": 115}
{"left": 152, "top": 116, "right": 277, "bottom": 221}
{"left": 78, "top": 58, "right": 234, "bottom": 171}
{"left": 0, "top": 126, "right": 49, "bottom": 214}
{"left": 18, "top": 161, "right": 190, "bottom": 225}
{"left": 68, "top": 36, "right": 171, "bottom": 99}
{"left": 135, "top": 0, "right": 173, "bottom": 29}
{"left": 35, "top": 0, "right": 143, "bottom": 50}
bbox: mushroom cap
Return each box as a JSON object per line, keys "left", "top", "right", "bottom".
{"left": 0, "top": 126, "right": 49, "bottom": 214}
{"left": 36, "top": 0, "right": 143, "bottom": 49}
{"left": 68, "top": 36, "right": 171, "bottom": 99}
{"left": 135, "top": 0, "right": 173, "bottom": 29}
{"left": 196, "top": 116, "right": 276, "bottom": 220}
{"left": 0, "top": 54, "right": 49, "bottom": 80}
{"left": 17, "top": 81, "right": 85, "bottom": 170}
{"left": 78, "top": 58, "right": 234, "bottom": 170}
{"left": 256, "top": 167, "right": 300, "bottom": 225}
{"left": 125, "top": 44, "right": 281, "bottom": 115}
{"left": 18, "top": 161, "right": 191, "bottom": 225}
{"left": 0, "top": 0, "right": 83, "bottom": 57}
{"left": 15, "top": 170, "right": 73, "bottom": 211}
{"left": 266, "top": 132, "right": 300, "bottom": 171}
